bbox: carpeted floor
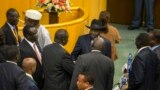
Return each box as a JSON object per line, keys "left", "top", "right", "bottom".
{"left": 112, "top": 23, "right": 152, "bottom": 84}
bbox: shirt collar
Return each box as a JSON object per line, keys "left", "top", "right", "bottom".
{"left": 137, "top": 46, "right": 151, "bottom": 54}
{"left": 26, "top": 73, "right": 33, "bottom": 80}
{"left": 91, "top": 50, "right": 101, "bottom": 52}
{"left": 85, "top": 86, "right": 93, "bottom": 90}
{"left": 7, "top": 22, "right": 15, "bottom": 30}
{"left": 151, "top": 45, "right": 160, "bottom": 50}
{"left": 54, "top": 42, "right": 64, "bottom": 48}
{"left": 25, "top": 38, "right": 35, "bottom": 48}
{"left": 6, "top": 61, "right": 17, "bottom": 65}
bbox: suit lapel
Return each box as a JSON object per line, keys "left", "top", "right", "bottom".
{"left": 23, "top": 39, "right": 38, "bottom": 59}
{"left": 5, "top": 23, "right": 18, "bottom": 44}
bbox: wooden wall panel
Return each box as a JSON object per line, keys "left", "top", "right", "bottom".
{"left": 107, "top": 0, "right": 160, "bottom": 28}
{"left": 154, "top": 0, "right": 160, "bottom": 28}
{"left": 107, "top": 0, "right": 134, "bottom": 25}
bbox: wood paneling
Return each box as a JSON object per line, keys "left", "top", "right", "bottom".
{"left": 107, "top": 0, "right": 160, "bottom": 28}
{"left": 107, "top": 0, "right": 134, "bottom": 25}
{"left": 154, "top": 1, "right": 160, "bottom": 28}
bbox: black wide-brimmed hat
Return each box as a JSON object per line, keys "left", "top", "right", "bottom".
{"left": 86, "top": 19, "right": 106, "bottom": 32}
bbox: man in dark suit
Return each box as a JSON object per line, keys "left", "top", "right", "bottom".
{"left": 18, "top": 24, "right": 43, "bottom": 89}
{"left": 71, "top": 19, "right": 111, "bottom": 61}
{"left": 128, "top": 0, "right": 155, "bottom": 32}
{"left": 0, "top": 45, "right": 29, "bottom": 90}
{"left": 22, "top": 58, "right": 39, "bottom": 90}
{"left": 1, "top": 8, "right": 20, "bottom": 45}
{"left": 128, "top": 33, "right": 158, "bottom": 90}
{"left": 149, "top": 30, "right": 160, "bottom": 90}
{"left": 77, "top": 72, "right": 96, "bottom": 90}
{"left": 42, "top": 29, "right": 74, "bottom": 90}
{"left": 70, "top": 37, "right": 114, "bottom": 90}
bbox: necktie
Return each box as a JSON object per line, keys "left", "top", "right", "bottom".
{"left": 33, "top": 43, "right": 42, "bottom": 64}
{"left": 12, "top": 28, "right": 18, "bottom": 44}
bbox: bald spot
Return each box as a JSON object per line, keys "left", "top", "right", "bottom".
{"left": 92, "top": 37, "right": 104, "bottom": 51}
{"left": 22, "top": 58, "right": 36, "bottom": 72}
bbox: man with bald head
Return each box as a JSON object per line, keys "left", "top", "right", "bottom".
{"left": 42, "top": 29, "right": 74, "bottom": 90}
{"left": 22, "top": 58, "right": 39, "bottom": 90}
{"left": 22, "top": 58, "right": 37, "bottom": 79}
{"left": 70, "top": 37, "right": 114, "bottom": 90}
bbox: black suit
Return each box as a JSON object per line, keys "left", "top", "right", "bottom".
{"left": 129, "top": 47, "right": 158, "bottom": 90}
{"left": 0, "top": 62, "right": 29, "bottom": 90}
{"left": 1, "top": 23, "right": 19, "bottom": 45}
{"left": 70, "top": 51, "right": 114, "bottom": 90}
{"left": 71, "top": 34, "right": 111, "bottom": 61}
{"left": 152, "top": 45, "right": 160, "bottom": 90}
{"left": 18, "top": 39, "right": 43, "bottom": 89}
{"left": 42, "top": 43, "right": 74, "bottom": 90}
{"left": 0, "top": 45, "right": 7, "bottom": 63}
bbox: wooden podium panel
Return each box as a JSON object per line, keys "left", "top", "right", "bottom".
{"left": 107, "top": 0, "right": 160, "bottom": 28}
{"left": 154, "top": 1, "right": 160, "bottom": 28}
{"left": 107, "top": 0, "right": 134, "bottom": 25}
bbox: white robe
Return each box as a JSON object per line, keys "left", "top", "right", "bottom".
{"left": 37, "top": 25, "right": 52, "bottom": 49}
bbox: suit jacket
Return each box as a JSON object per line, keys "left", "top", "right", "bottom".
{"left": 129, "top": 47, "right": 158, "bottom": 90}
{"left": 70, "top": 51, "right": 114, "bottom": 90}
{"left": 152, "top": 45, "right": 160, "bottom": 90}
{"left": 26, "top": 76, "right": 39, "bottom": 90}
{"left": 71, "top": 34, "right": 111, "bottom": 61}
{"left": 0, "top": 62, "right": 29, "bottom": 90}
{"left": 18, "top": 39, "right": 43, "bottom": 89}
{"left": 0, "top": 45, "right": 7, "bottom": 63}
{"left": 42, "top": 43, "right": 74, "bottom": 90}
{"left": 1, "top": 23, "right": 18, "bottom": 45}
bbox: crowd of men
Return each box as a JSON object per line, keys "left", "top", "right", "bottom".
{"left": 0, "top": 8, "right": 160, "bottom": 90}
{"left": 0, "top": 8, "right": 114, "bottom": 90}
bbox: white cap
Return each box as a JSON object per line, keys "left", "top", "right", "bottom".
{"left": 25, "top": 9, "right": 42, "bottom": 20}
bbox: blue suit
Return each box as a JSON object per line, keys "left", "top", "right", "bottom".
{"left": 129, "top": 47, "right": 158, "bottom": 90}
{"left": 26, "top": 76, "right": 39, "bottom": 90}
{"left": 71, "top": 34, "right": 111, "bottom": 61}
{"left": 0, "top": 62, "right": 30, "bottom": 90}
{"left": 131, "top": 0, "right": 155, "bottom": 29}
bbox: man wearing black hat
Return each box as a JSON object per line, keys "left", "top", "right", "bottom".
{"left": 70, "top": 36, "right": 114, "bottom": 90}
{"left": 71, "top": 19, "right": 111, "bottom": 61}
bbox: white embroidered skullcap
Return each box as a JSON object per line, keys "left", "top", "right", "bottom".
{"left": 25, "top": 9, "right": 42, "bottom": 20}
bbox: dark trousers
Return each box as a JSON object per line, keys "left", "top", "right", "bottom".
{"left": 131, "top": 0, "right": 155, "bottom": 29}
